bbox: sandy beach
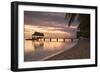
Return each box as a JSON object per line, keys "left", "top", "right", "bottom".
{"left": 45, "top": 38, "right": 90, "bottom": 60}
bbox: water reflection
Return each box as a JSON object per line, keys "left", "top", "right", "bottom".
{"left": 24, "top": 39, "right": 77, "bottom": 61}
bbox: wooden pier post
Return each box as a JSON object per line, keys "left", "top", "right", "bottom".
{"left": 44, "top": 38, "right": 45, "bottom": 41}
{"left": 63, "top": 38, "right": 65, "bottom": 42}
{"left": 71, "top": 39, "right": 73, "bottom": 42}
{"left": 57, "top": 38, "right": 58, "bottom": 42}
{"left": 50, "top": 38, "right": 51, "bottom": 42}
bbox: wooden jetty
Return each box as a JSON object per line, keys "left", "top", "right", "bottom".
{"left": 25, "top": 32, "right": 76, "bottom": 42}
{"left": 26, "top": 37, "right": 74, "bottom": 42}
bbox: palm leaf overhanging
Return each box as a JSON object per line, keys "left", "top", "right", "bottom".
{"left": 65, "top": 13, "right": 90, "bottom": 38}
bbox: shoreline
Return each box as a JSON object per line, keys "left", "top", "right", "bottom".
{"left": 44, "top": 38, "right": 90, "bottom": 61}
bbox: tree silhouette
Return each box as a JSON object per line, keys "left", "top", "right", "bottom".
{"left": 65, "top": 13, "right": 90, "bottom": 38}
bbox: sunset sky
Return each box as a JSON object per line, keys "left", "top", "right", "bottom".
{"left": 24, "top": 11, "right": 80, "bottom": 39}
{"left": 24, "top": 11, "right": 80, "bottom": 28}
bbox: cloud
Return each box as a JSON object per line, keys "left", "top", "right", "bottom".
{"left": 24, "top": 11, "right": 68, "bottom": 27}
{"left": 24, "top": 11, "right": 80, "bottom": 35}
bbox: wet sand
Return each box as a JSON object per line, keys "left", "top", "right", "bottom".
{"left": 45, "top": 39, "right": 90, "bottom": 60}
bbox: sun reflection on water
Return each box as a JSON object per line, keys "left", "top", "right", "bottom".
{"left": 24, "top": 24, "right": 77, "bottom": 61}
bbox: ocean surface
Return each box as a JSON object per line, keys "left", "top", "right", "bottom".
{"left": 24, "top": 39, "right": 78, "bottom": 61}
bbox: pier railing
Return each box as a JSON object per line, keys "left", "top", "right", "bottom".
{"left": 26, "top": 36, "right": 76, "bottom": 42}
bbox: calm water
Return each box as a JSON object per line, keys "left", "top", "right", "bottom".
{"left": 24, "top": 39, "right": 78, "bottom": 61}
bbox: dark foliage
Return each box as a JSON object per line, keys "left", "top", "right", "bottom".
{"left": 65, "top": 13, "right": 90, "bottom": 38}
